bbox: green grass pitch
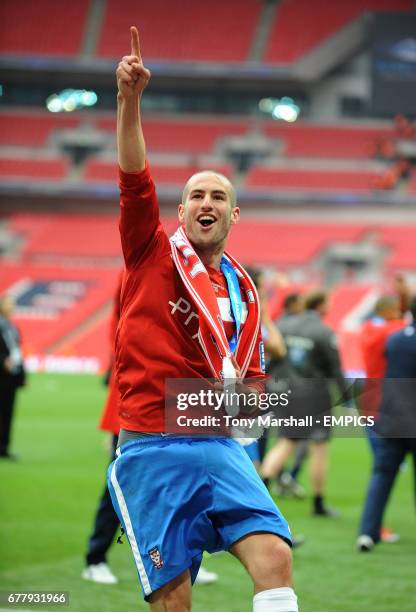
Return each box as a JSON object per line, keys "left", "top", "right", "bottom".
{"left": 0, "top": 373, "right": 414, "bottom": 611}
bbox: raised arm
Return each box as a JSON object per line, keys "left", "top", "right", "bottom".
{"left": 393, "top": 273, "right": 411, "bottom": 315}
{"left": 117, "top": 28, "right": 161, "bottom": 269}
{"left": 116, "top": 26, "right": 151, "bottom": 173}
{"left": 261, "top": 302, "right": 287, "bottom": 360}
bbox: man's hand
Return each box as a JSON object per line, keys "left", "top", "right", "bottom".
{"left": 116, "top": 26, "right": 151, "bottom": 99}
{"left": 3, "top": 357, "right": 13, "bottom": 372}
{"left": 393, "top": 272, "right": 411, "bottom": 313}
{"left": 393, "top": 273, "right": 409, "bottom": 296}
{"left": 214, "top": 372, "right": 259, "bottom": 416}
{"left": 234, "top": 381, "right": 259, "bottom": 415}
{"left": 116, "top": 27, "right": 149, "bottom": 172}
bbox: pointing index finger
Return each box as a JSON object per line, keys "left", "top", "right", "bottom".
{"left": 130, "top": 26, "right": 141, "bottom": 61}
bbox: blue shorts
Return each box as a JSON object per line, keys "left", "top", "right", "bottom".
{"left": 107, "top": 436, "right": 291, "bottom": 600}
{"left": 244, "top": 440, "right": 260, "bottom": 463}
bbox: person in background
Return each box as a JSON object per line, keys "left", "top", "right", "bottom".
{"left": 0, "top": 295, "right": 25, "bottom": 459}
{"left": 245, "top": 267, "right": 287, "bottom": 363}
{"left": 83, "top": 377, "right": 121, "bottom": 584}
{"left": 274, "top": 293, "right": 308, "bottom": 499}
{"left": 359, "top": 274, "right": 410, "bottom": 543}
{"left": 242, "top": 269, "right": 305, "bottom": 549}
{"left": 278, "top": 294, "right": 304, "bottom": 326}
{"left": 261, "top": 290, "right": 352, "bottom": 517}
{"left": 244, "top": 267, "right": 286, "bottom": 470}
{"left": 360, "top": 291, "right": 406, "bottom": 443}
{"left": 361, "top": 275, "right": 409, "bottom": 387}
{"left": 357, "top": 296, "right": 416, "bottom": 552}
{"left": 258, "top": 283, "right": 308, "bottom": 498}
{"left": 82, "top": 274, "right": 123, "bottom": 585}
{"left": 250, "top": 283, "right": 304, "bottom": 487}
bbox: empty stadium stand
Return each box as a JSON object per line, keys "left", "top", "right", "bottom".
{"left": 96, "top": 116, "right": 248, "bottom": 154}
{"left": 263, "top": 0, "right": 412, "bottom": 63}
{"left": 98, "top": 116, "right": 394, "bottom": 159}
{"left": 7, "top": 212, "right": 415, "bottom": 271}
{"left": 245, "top": 167, "right": 382, "bottom": 192}
{"left": 0, "top": 157, "right": 69, "bottom": 180}
{"left": 379, "top": 226, "right": 416, "bottom": 270}
{"left": 54, "top": 312, "right": 112, "bottom": 361}
{"left": 0, "top": 0, "right": 91, "bottom": 56}
{"left": 84, "top": 158, "right": 234, "bottom": 185}
{"left": 5, "top": 213, "right": 367, "bottom": 267}
{"left": 8, "top": 213, "right": 121, "bottom": 258}
{"left": 0, "top": 107, "right": 399, "bottom": 192}
{"left": 223, "top": 222, "right": 367, "bottom": 266}
{"left": 0, "top": 111, "right": 81, "bottom": 147}
{"left": 97, "top": 0, "right": 262, "bottom": 62}
{"left": 0, "top": 263, "right": 119, "bottom": 354}
{"left": 1, "top": 0, "right": 412, "bottom": 66}
{"left": 2, "top": 211, "right": 415, "bottom": 372}
{"left": 263, "top": 123, "right": 394, "bottom": 159}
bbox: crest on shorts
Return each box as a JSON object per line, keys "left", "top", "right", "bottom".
{"left": 148, "top": 546, "right": 164, "bottom": 570}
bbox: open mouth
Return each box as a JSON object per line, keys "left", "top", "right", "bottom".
{"left": 198, "top": 215, "right": 216, "bottom": 228}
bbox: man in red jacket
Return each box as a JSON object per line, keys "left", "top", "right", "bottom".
{"left": 360, "top": 279, "right": 409, "bottom": 426}
{"left": 359, "top": 277, "right": 409, "bottom": 543}
{"left": 361, "top": 295, "right": 406, "bottom": 381}
{"left": 106, "top": 27, "right": 297, "bottom": 612}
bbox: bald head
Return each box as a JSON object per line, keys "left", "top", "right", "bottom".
{"left": 182, "top": 171, "right": 237, "bottom": 208}
{"left": 0, "top": 295, "right": 14, "bottom": 318}
{"left": 177, "top": 169, "right": 240, "bottom": 261}
{"left": 374, "top": 295, "right": 400, "bottom": 320}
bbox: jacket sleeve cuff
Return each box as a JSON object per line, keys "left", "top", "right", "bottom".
{"left": 119, "top": 161, "right": 150, "bottom": 189}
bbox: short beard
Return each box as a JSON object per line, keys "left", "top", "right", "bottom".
{"left": 189, "top": 231, "right": 228, "bottom": 260}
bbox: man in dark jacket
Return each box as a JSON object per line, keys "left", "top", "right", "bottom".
{"left": 0, "top": 295, "right": 25, "bottom": 459}
{"left": 261, "top": 291, "right": 351, "bottom": 516}
{"left": 357, "top": 296, "right": 416, "bottom": 552}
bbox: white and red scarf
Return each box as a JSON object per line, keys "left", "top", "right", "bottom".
{"left": 170, "top": 226, "right": 260, "bottom": 382}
